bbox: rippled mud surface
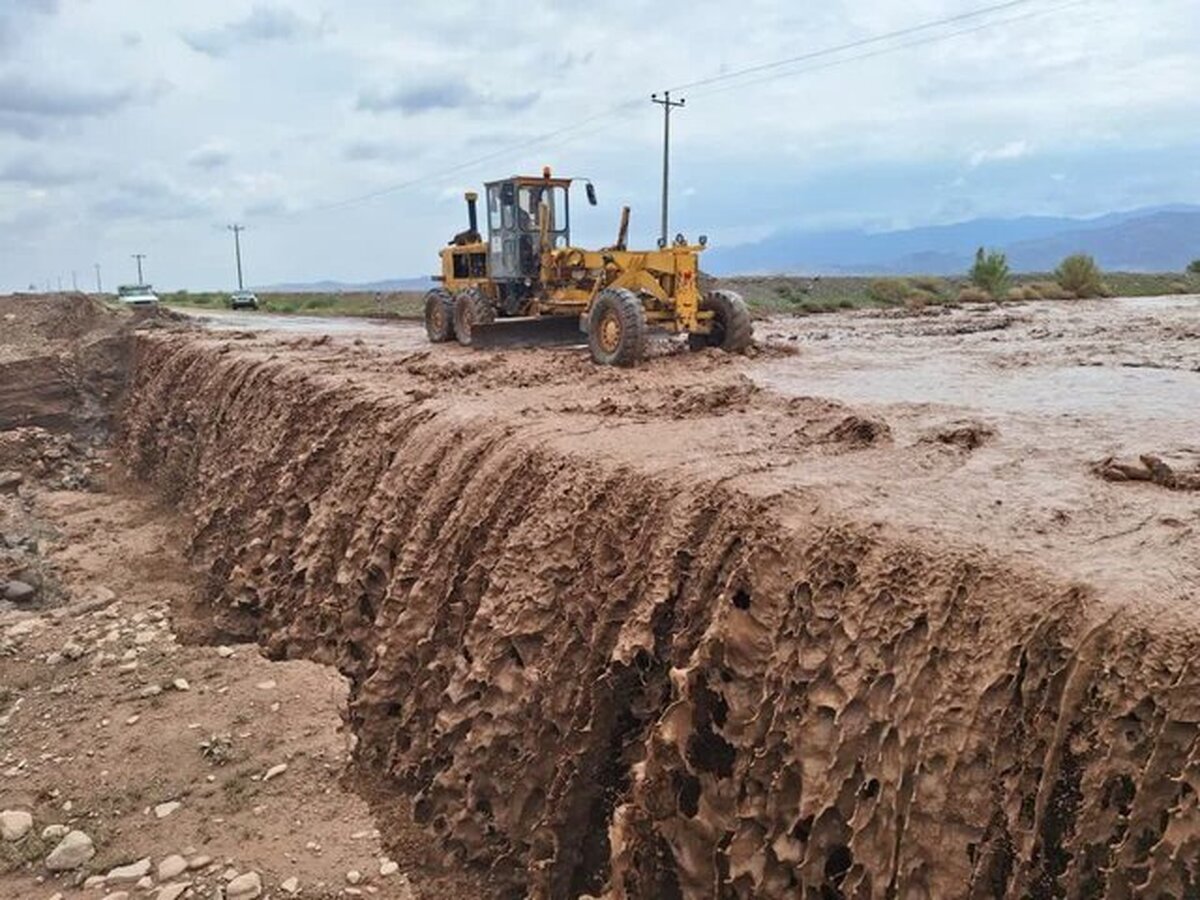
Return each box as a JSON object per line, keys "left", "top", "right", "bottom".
{"left": 119, "top": 296, "right": 1199, "bottom": 898}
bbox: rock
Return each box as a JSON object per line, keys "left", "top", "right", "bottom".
{"left": 280, "top": 876, "right": 300, "bottom": 895}
{"left": 254, "top": 680, "right": 276, "bottom": 690}
{"left": 139, "top": 684, "right": 163, "bottom": 698}
{"left": 156, "top": 884, "right": 191, "bottom": 900}
{"left": 379, "top": 859, "right": 399, "bottom": 877}
{"left": 84, "top": 875, "right": 106, "bottom": 889}
{"left": 61, "top": 641, "right": 86, "bottom": 660}
{"left": 1, "top": 809, "right": 33, "bottom": 841}
{"left": 106, "top": 857, "right": 152, "bottom": 883}
{"left": 3, "top": 581, "right": 36, "bottom": 604}
{"left": 215, "top": 645, "right": 234, "bottom": 658}
{"left": 347, "top": 869, "right": 362, "bottom": 884}
{"left": 226, "top": 871, "right": 262, "bottom": 899}
{"left": 44, "top": 829, "right": 95, "bottom": 870}
{"left": 172, "top": 678, "right": 190, "bottom": 691}
{"left": 41, "top": 824, "right": 69, "bottom": 841}
{"left": 101, "top": 893, "right": 130, "bottom": 900}
{"left": 263, "top": 763, "right": 287, "bottom": 781}
{"left": 136, "top": 877, "right": 154, "bottom": 891}
{"left": 158, "top": 854, "right": 188, "bottom": 880}
{"left": 0, "top": 471, "right": 21, "bottom": 494}
{"left": 154, "top": 800, "right": 181, "bottom": 818}
{"left": 187, "top": 854, "right": 212, "bottom": 870}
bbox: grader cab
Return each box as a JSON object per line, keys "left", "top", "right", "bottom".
{"left": 424, "top": 168, "right": 752, "bottom": 366}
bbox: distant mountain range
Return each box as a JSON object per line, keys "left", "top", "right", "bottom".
{"left": 704, "top": 205, "right": 1200, "bottom": 275}
{"left": 252, "top": 276, "right": 435, "bottom": 293}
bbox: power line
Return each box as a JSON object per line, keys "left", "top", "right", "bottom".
{"left": 667, "top": 0, "right": 1045, "bottom": 93}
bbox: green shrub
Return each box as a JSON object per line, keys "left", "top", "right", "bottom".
{"left": 957, "top": 286, "right": 992, "bottom": 303}
{"left": 1188, "top": 259, "right": 1200, "bottom": 275}
{"left": 910, "top": 276, "right": 948, "bottom": 296}
{"left": 969, "top": 247, "right": 1011, "bottom": 298}
{"left": 1055, "top": 254, "right": 1105, "bottom": 298}
{"left": 867, "top": 278, "right": 912, "bottom": 306}
{"left": 1171, "top": 281, "right": 1191, "bottom": 294}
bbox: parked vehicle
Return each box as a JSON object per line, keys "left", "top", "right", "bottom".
{"left": 116, "top": 284, "right": 159, "bottom": 307}
{"left": 230, "top": 290, "right": 259, "bottom": 310}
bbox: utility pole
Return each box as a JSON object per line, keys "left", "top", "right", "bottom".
{"left": 650, "top": 90, "right": 685, "bottom": 248}
{"left": 94, "top": 263, "right": 102, "bottom": 294}
{"left": 227, "top": 224, "right": 246, "bottom": 290}
{"left": 132, "top": 253, "right": 146, "bottom": 285}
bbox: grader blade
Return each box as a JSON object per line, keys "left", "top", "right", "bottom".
{"left": 469, "top": 316, "right": 584, "bottom": 350}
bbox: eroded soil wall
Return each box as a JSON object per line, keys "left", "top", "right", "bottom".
{"left": 119, "top": 334, "right": 1200, "bottom": 899}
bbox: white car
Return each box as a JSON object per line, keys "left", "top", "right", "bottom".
{"left": 116, "top": 284, "right": 159, "bottom": 307}
{"left": 230, "top": 290, "right": 259, "bottom": 310}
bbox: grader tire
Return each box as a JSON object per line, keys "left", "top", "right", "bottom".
{"left": 424, "top": 288, "right": 456, "bottom": 343}
{"left": 588, "top": 287, "right": 646, "bottom": 367}
{"left": 453, "top": 288, "right": 496, "bottom": 347}
{"left": 689, "top": 290, "right": 753, "bottom": 354}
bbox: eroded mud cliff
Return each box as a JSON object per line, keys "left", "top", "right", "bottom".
{"left": 120, "top": 332, "right": 1200, "bottom": 899}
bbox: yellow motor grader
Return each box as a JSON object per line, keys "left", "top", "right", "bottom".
{"left": 424, "top": 168, "right": 752, "bottom": 366}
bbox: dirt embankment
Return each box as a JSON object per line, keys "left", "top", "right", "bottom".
{"left": 118, "top": 331, "right": 1200, "bottom": 899}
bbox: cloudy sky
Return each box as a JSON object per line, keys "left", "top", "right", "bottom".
{"left": 1, "top": 0, "right": 1197, "bottom": 291}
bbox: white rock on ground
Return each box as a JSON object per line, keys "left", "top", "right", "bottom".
{"left": 226, "top": 871, "right": 263, "bottom": 899}
{"left": 347, "top": 869, "right": 362, "bottom": 884}
{"left": 158, "top": 853, "right": 188, "bottom": 880}
{"left": 106, "top": 857, "right": 152, "bottom": 883}
{"left": 216, "top": 645, "right": 234, "bottom": 658}
{"left": 101, "top": 893, "right": 130, "bottom": 900}
{"left": 379, "top": 859, "right": 400, "bottom": 877}
{"left": 44, "top": 830, "right": 95, "bottom": 870}
{"left": 280, "top": 876, "right": 300, "bottom": 895}
{"left": 156, "top": 884, "right": 191, "bottom": 900}
{"left": 0, "top": 809, "right": 33, "bottom": 841}
{"left": 154, "top": 800, "right": 181, "bottom": 818}
{"left": 263, "top": 763, "right": 287, "bottom": 781}
{"left": 41, "top": 824, "right": 69, "bottom": 841}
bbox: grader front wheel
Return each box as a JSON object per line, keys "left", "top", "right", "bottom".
{"left": 689, "top": 290, "right": 753, "bottom": 354}
{"left": 424, "top": 288, "right": 456, "bottom": 343}
{"left": 453, "top": 288, "right": 496, "bottom": 347}
{"left": 588, "top": 288, "right": 646, "bottom": 367}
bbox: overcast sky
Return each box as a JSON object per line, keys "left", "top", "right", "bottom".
{"left": 1, "top": 0, "right": 1197, "bottom": 291}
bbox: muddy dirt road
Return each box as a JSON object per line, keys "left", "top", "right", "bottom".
{"left": 4, "top": 293, "right": 1199, "bottom": 899}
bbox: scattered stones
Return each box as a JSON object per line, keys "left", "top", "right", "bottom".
{"left": 172, "top": 678, "right": 190, "bottom": 691}
{"left": 44, "top": 829, "right": 95, "bottom": 870}
{"left": 158, "top": 853, "right": 188, "bottom": 880}
{"left": 226, "top": 871, "right": 263, "bottom": 899}
{"left": 3, "top": 580, "right": 36, "bottom": 603}
{"left": 379, "top": 859, "right": 399, "bottom": 877}
{"left": 216, "top": 645, "right": 234, "bottom": 658}
{"left": 41, "top": 823, "right": 69, "bottom": 841}
{"left": 280, "top": 876, "right": 300, "bottom": 895}
{"left": 61, "top": 640, "right": 86, "bottom": 660}
{"left": 154, "top": 800, "right": 181, "bottom": 819}
{"left": 106, "top": 857, "right": 152, "bottom": 883}
{"left": 263, "top": 763, "right": 288, "bottom": 781}
{"left": 0, "top": 471, "right": 21, "bottom": 494}
{"left": 0, "top": 808, "right": 33, "bottom": 841}
{"left": 346, "top": 869, "right": 362, "bottom": 884}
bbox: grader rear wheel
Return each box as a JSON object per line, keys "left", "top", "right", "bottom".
{"left": 453, "top": 288, "right": 496, "bottom": 347}
{"left": 588, "top": 287, "right": 646, "bottom": 367}
{"left": 424, "top": 288, "right": 456, "bottom": 343}
{"left": 688, "top": 290, "right": 753, "bottom": 354}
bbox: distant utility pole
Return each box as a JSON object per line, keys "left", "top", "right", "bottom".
{"left": 227, "top": 224, "right": 246, "bottom": 290}
{"left": 94, "top": 263, "right": 102, "bottom": 294}
{"left": 132, "top": 253, "right": 146, "bottom": 285}
{"left": 650, "top": 90, "right": 685, "bottom": 249}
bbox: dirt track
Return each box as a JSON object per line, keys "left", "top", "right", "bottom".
{"left": 4, "top": 293, "right": 1200, "bottom": 898}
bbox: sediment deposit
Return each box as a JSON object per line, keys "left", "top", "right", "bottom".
{"left": 117, "top": 314, "right": 1200, "bottom": 899}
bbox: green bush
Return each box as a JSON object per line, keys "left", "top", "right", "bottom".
{"left": 910, "top": 276, "right": 948, "bottom": 296}
{"left": 969, "top": 247, "right": 1010, "bottom": 298}
{"left": 1055, "top": 253, "right": 1105, "bottom": 298}
{"left": 1188, "top": 259, "right": 1200, "bottom": 275}
{"left": 957, "top": 286, "right": 992, "bottom": 303}
{"left": 867, "top": 278, "right": 912, "bottom": 306}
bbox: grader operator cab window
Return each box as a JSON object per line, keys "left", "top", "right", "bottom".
{"left": 486, "top": 179, "right": 571, "bottom": 280}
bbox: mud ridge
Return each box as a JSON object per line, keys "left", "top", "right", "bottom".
{"left": 119, "top": 334, "right": 1200, "bottom": 899}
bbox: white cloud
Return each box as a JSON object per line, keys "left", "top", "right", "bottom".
{"left": 969, "top": 140, "right": 1031, "bottom": 169}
